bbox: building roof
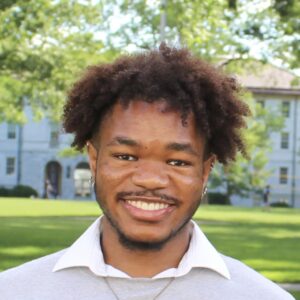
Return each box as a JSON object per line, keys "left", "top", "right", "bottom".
{"left": 237, "top": 62, "right": 300, "bottom": 95}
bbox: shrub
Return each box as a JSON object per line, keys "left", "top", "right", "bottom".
{"left": 208, "top": 192, "right": 231, "bottom": 205}
{"left": 0, "top": 187, "right": 11, "bottom": 197}
{"left": 11, "top": 185, "right": 38, "bottom": 197}
{"left": 0, "top": 185, "right": 38, "bottom": 198}
{"left": 270, "top": 202, "right": 290, "bottom": 208}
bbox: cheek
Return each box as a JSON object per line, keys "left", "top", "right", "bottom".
{"left": 96, "top": 159, "right": 131, "bottom": 186}
{"left": 172, "top": 170, "right": 203, "bottom": 195}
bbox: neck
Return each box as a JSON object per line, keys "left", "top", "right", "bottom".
{"left": 100, "top": 217, "right": 193, "bottom": 278}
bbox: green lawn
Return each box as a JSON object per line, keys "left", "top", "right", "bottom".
{"left": 291, "top": 291, "right": 300, "bottom": 300}
{"left": 1, "top": 198, "right": 299, "bottom": 286}
{"left": 193, "top": 206, "right": 300, "bottom": 283}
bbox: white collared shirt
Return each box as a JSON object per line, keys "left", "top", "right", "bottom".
{"left": 53, "top": 217, "right": 230, "bottom": 280}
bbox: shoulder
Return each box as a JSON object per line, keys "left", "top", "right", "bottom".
{"left": 221, "top": 254, "right": 295, "bottom": 300}
{"left": 0, "top": 249, "right": 111, "bottom": 300}
{"left": 0, "top": 250, "right": 67, "bottom": 299}
{"left": 0, "top": 249, "right": 66, "bottom": 280}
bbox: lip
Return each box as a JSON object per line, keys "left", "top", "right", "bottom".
{"left": 120, "top": 196, "right": 176, "bottom": 222}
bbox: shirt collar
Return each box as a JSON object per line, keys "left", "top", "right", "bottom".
{"left": 53, "top": 217, "right": 230, "bottom": 280}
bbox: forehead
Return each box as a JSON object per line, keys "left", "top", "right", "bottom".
{"left": 98, "top": 100, "right": 205, "bottom": 149}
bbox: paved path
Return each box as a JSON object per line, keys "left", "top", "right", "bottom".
{"left": 280, "top": 283, "right": 300, "bottom": 291}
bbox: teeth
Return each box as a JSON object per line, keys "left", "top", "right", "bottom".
{"left": 127, "top": 200, "right": 168, "bottom": 211}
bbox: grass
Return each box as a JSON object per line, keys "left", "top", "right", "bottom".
{"left": 1, "top": 198, "right": 300, "bottom": 286}
{"left": 290, "top": 291, "right": 300, "bottom": 300}
{"left": 0, "top": 198, "right": 99, "bottom": 270}
{"left": 193, "top": 206, "right": 300, "bottom": 283}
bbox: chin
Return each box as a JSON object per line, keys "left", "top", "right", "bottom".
{"left": 103, "top": 205, "right": 191, "bottom": 251}
{"left": 118, "top": 230, "right": 173, "bottom": 251}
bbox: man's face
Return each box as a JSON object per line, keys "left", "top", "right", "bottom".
{"left": 88, "top": 100, "right": 213, "bottom": 250}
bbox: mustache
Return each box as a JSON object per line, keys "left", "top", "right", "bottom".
{"left": 117, "top": 190, "right": 180, "bottom": 204}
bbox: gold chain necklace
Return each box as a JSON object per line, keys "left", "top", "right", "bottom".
{"left": 104, "top": 276, "right": 175, "bottom": 300}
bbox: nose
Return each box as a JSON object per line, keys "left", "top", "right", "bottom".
{"left": 131, "top": 161, "right": 169, "bottom": 190}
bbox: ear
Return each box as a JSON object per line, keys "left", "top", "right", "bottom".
{"left": 86, "top": 141, "right": 97, "bottom": 178}
{"left": 202, "top": 154, "right": 216, "bottom": 188}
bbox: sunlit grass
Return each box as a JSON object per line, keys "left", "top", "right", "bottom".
{"left": 1, "top": 198, "right": 299, "bottom": 284}
{"left": 195, "top": 206, "right": 300, "bottom": 283}
{"left": 0, "top": 198, "right": 99, "bottom": 216}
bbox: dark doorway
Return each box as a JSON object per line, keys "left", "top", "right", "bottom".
{"left": 44, "top": 161, "right": 62, "bottom": 198}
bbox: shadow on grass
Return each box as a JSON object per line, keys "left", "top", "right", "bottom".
{"left": 290, "top": 290, "right": 300, "bottom": 300}
{"left": 1, "top": 215, "right": 299, "bottom": 283}
{"left": 0, "top": 216, "right": 98, "bottom": 271}
{"left": 195, "top": 220, "right": 300, "bottom": 283}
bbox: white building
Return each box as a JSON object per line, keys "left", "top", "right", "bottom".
{"left": 239, "top": 64, "right": 300, "bottom": 207}
{"left": 0, "top": 64, "right": 299, "bottom": 206}
{"left": 0, "top": 106, "right": 92, "bottom": 200}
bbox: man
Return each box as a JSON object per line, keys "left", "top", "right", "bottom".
{"left": 0, "top": 44, "right": 294, "bottom": 299}
{"left": 263, "top": 185, "right": 271, "bottom": 206}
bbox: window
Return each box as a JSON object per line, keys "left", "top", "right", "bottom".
{"left": 66, "top": 166, "right": 71, "bottom": 179}
{"left": 279, "top": 167, "right": 288, "bottom": 184}
{"left": 49, "top": 123, "right": 59, "bottom": 148}
{"left": 282, "top": 101, "right": 290, "bottom": 118}
{"left": 280, "top": 132, "right": 289, "bottom": 149}
{"left": 6, "top": 157, "right": 15, "bottom": 175}
{"left": 7, "top": 124, "right": 16, "bottom": 139}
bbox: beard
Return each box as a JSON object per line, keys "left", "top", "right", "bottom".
{"left": 94, "top": 183, "right": 202, "bottom": 252}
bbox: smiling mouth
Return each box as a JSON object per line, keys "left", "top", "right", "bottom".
{"left": 126, "top": 200, "right": 169, "bottom": 211}
{"left": 120, "top": 195, "right": 175, "bottom": 213}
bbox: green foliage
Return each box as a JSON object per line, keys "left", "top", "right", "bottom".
{"left": 11, "top": 185, "right": 38, "bottom": 197}
{"left": 274, "top": 0, "right": 300, "bottom": 34}
{"left": 209, "top": 93, "right": 284, "bottom": 198}
{"left": 108, "top": 0, "right": 300, "bottom": 69}
{"left": 270, "top": 202, "right": 291, "bottom": 208}
{"left": 58, "top": 146, "right": 82, "bottom": 158}
{"left": 0, "top": 0, "right": 118, "bottom": 123}
{"left": 108, "top": 0, "right": 244, "bottom": 61}
{"left": 207, "top": 192, "right": 231, "bottom": 205}
{"left": 1, "top": 1, "right": 299, "bottom": 123}
{"left": 0, "top": 187, "right": 10, "bottom": 197}
{"left": 272, "top": 0, "right": 300, "bottom": 69}
{"left": 0, "top": 185, "right": 38, "bottom": 197}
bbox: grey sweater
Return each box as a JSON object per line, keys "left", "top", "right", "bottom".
{"left": 0, "top": 250, "right": 294, "bottom": 300}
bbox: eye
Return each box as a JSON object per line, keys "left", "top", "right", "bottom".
{"left": 167, "top": 159, "right": 191, "bottom": 167}
{"left": 113, "top": 154, "right": 137, "bottom": 161}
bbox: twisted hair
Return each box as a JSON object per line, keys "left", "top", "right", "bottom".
{"left": 63, "top": 44, "right": 250, "bottom": 164}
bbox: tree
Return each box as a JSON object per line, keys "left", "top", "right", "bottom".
{"left": 2, "top": 0, "right": 298, "bottom": 124}
{"left": 106, "top": 0, "right": 300, "bottom": 70}
{"left": 0, "top": 0, "right": 118, "bottom": 123}
{"left": 272, "top": 0, "right": 300, "bottom": 70}
{"left": 209, "top": 93, "right": 284, "bottom": 201}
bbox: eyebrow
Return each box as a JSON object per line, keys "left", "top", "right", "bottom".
{"left": 108, "top": 136, "right": 199, "bottom": 156}
{"left": 166, "top": 142, "right": 199, "bottom": 156}
{"left": 107, "top": 136, "right": 139, "bottom": 147}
